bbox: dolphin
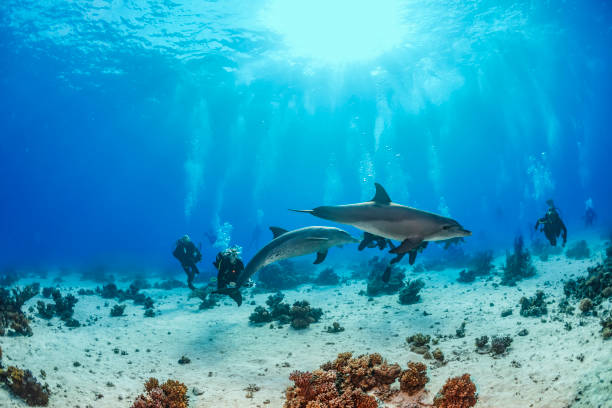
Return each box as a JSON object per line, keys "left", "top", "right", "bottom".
{"left": 290, "top": 183, "right": 471, "bottom": 261}
{"left": 215, "top": 226, "right": 359, "bottom": 306}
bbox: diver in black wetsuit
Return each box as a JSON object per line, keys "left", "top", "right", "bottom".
{"left": 212, "top": 246, "right": 245, "bottom": 290}
{"left": 172, "top": 235, "right": 202, "bottom": 290}
{"left": 584, "top": 206, "right": 596, "bottom": 227}
{"left": 534, "top": 200, "right": 567, "bottom": 247}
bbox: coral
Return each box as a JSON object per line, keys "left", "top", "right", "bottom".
{"left": 41, "top": 287, "right": 54, "bottom": 298}
{"left": 0, "top": 284, "right": 39, "bottom": 336}
{"left": 52, "top": 290, "right": 78, "bottom": 320}
{"left": 519, "top": 291, "right": 548, "bottom": 317}
{"left": 266, "top": 292, "right": 285, "bottom": 309}
{"left": 433, "top": 374, "right": 477, "bottom": 408}
{"left": 285, "top": 352, "right": 402, "bottom": 407}
{"left": 249, "top": 295, "right": 323, "bottom": 329}
{"left": 325, "top": 322, "right": 345, "bottom": 333}
{"left": 249, "top": 306, "right": 273, "bottom": 324}
{"left": 131, "top": 377, "right": 188, "bottom": 408}
{"left": 0, "top": 365, "right": 50, "bottom": 406}
{"left": 406, "top": 333, "right": 431, "bottom": 347}
{"left": 578, "top": 298, "right": 593, "bottom": 313}
{"left": 501, "top": 236, "right": 536, "bottom": 286}
{"left": 566, "top": 240, "right": 591, "bottom": 260}
{"left": 284, "top": 353, "right": 477, "bottom": 408}
{"left": 398, "top": 279, "right": 425, "bottom": 305}
{"left": 290, "top": 301, "right": 323, "bottom": 330}
{"left": 36, "top": 301, "right": 54, "bottom": 319}
{"left": 475, "top": 336, "right": 488, "bottom": 349}
{"left": 188, "top": 287, "right": 218, "bottom": 310}
{"left": 490, "top": 336, "right": 513, "bottom": 355}
{"left": 314, "top": 268, "right": 340, "bottom": 286}
{"left": 457, "top": 251, "right": 494, "bottom": 283}
{"left": 601, "top": 317, "right": 612, "bottom": 340}
{"left": 99, "top": 283, "right": 120, "bottom": 299}
{"left": 455, "top": 322, "right": 466, "bottom": 338}
{"left": 256, "top": 260, "right": 310, "bottom": 291}
{"left": 98, "top": 282, "right": 156, "bottom": 313}
{"left": 110, "top": 304, "right": 126, "bottom": 317}
{"left": 564, "top": 248, "right": 612, "bottom": 307}
{"left": 432, "top": 348, "right": 444, "bottom": 362}
{"left": 36, "top": 288, "right": 79, "bottom": 325}
{"left": 399, "top": 362, "right": 428, "bottom": 395}
{"left": 365, "top": 257, "right": 405, "bottom": 296}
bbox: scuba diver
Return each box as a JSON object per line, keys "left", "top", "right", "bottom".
{"left": 172, "top": 235, "right": 202, "bottom": 290}
{"left": 584, "top": 207, "right": 596, "bottom": 227}
{"left": 212, "top": 246, "right": 245, "bottom": 290}
{"left": 583, "top": 199, "right": 596, "bottom": 227}
{"left": 534, "top": 199, "right": 567, "bottom": 247}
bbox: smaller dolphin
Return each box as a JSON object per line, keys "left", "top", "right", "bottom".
{"left": 215, "top": 226, "right": 359, "bottom": 306}
{"left": 290, "top": 183, "right": 471, "bottom": 260}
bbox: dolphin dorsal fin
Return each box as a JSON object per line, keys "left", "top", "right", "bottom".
{"left": 371, "top": 183, "right": 391, "bottom": 204}
{"left": 269, "top": 226, "right": 288, "bottom": 239}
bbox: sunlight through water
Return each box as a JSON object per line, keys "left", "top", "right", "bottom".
{"left": 262, "top": 0, "right": 407, "bottom": 65}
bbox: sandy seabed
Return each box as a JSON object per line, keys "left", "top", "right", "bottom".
{"left": 1, "top": 240, "right": 611, "bottom": 408}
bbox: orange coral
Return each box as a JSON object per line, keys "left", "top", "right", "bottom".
{"left": 399, "top": 362, "right": 429, "bottom": 395}
{"left": 284, "top": 353, "right": 403, "bottom": 407}
{"left": 132, "top": 377, "right": 188, "bottom": 408}
{"left": 433, "top": 374, "right": 477, "bottom": 408}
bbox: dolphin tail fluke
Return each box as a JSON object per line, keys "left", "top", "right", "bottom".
{"left": 289, "top": 209, "right": 314, "bottom": 214}
{"left": 213, "top": 288, "right": 243, "bottom": 306}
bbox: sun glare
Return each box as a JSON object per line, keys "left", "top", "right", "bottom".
{"left": 263, "top": 0, "right": 406, "bottom": 65}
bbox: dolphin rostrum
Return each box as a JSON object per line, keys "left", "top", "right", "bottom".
{"left": 290, "top": 183, "right": 471, "bottom": 261}
{"left": 215, "top": 226, "right": 359, "bottom": 306}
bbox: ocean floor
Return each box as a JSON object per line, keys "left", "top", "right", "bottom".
{"left": 1, "top": 239, "right": 611, "bottom": 408}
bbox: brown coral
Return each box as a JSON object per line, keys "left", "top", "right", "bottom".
{"left": 285, "top": 353, "right": 404, "bottom": 408}
{"left": 131, "top": 377, "right": 188, "bottom": 408}
{"left": 433, "top": 374, "right": 477, "bottom": 408}
{"left": 399, "top": 362, "right": 428, "bottom": 395}
{"left": 0, "top": 365, "right": 50, "bottom": 406}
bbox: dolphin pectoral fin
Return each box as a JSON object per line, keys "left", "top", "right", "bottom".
{"left": 269, "top": 226, "right": 288, "bottom": 239}
{"left": 408, "top": 251, "right": 418, "bottom": 265}
{"left": 358, "top": 232, "right": 373, "bottom": 251}
{"left": 358, "top": 240, "right": 367, "bottom": 251}
{"left": 390, "top": 238, "right": 423, "bottom": 254}
{"left": 371, "top": 183, "right": 392, "bottom": 204}
{"left": 390, "top": 253, "right": 406, "bottom": 264}
{"left": 382, "top": 266, "right": 392, "bottom": 282}
{"left": 314, "top": 250, "right": 328, "bottom": 264}
{"left": 212, "top": 288, "right": 243, "bottom": 306}
{"left": 289, "top": 209, "right": 314, "bottom": 214}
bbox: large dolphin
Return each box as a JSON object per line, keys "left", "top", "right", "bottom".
{"left": 215, "top": 226, "right": 358, "bottom": 306}
{"left": 290, "top": 183, "right": 471, "bottom": 260}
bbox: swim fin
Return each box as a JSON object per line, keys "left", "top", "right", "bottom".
{"left": 213, "top": 287, "right": 243, "bottom": 306}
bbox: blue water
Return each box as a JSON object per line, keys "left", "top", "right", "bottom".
{"left": 1, "top": 0, "right": 611, "bottom": 270}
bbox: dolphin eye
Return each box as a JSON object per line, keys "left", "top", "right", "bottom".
{"left": 442, "top": 225, "right": 451, "bottom": 230}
